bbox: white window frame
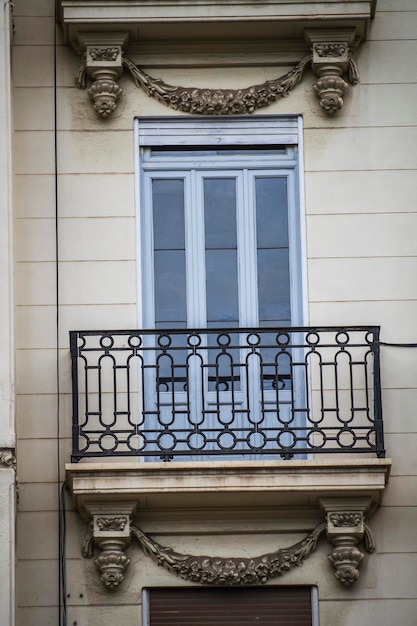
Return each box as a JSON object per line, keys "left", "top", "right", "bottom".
{"left": 134, "top": 115, "right": 308, "bottom": 330}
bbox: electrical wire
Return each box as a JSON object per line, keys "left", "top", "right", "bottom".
{"left": 60, "top": 481, "right": 67, "bottom": 624}
{"left": 380, "top": 342, "right": 417, "bottom": 348}
{"left": 54, "top": 1, "right": 67, "bottom": 623}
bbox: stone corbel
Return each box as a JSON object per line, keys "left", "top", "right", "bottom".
{"left": 305, "top": 29, "right": 359, "bottom": 114}
{"left": 320, "top": 498, "right": 376, "bottom": 585}
{"left": 77, "top": 33, "right": 129, "bottom": 117}
{"left": 82, "top": 502, "right": 136, "bottom": 589}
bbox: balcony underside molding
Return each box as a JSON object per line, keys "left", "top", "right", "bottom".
{"left": 59, "top": 1, "right": 376, "bottom": 46}
{"left": 68, "top": 459, "right": 389, "bottom": 589}
{"left": 60, "top": 1, "right": 376, "bottom": 116}
{"left": 66, "top": 458, "right": 391, "bottom": 515}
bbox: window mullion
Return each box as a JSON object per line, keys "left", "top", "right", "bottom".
{"left": 238, "top": 169, "right": 259, "bottom": 327}
{"left": 186, "top": 169, "right": 206, "bottom": 328}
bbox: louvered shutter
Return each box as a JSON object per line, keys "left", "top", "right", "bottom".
{"left": 148, "top": 586, "right": 314, "bottom": 625}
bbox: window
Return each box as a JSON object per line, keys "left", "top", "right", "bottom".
{"left": 135, "top": 117, "right": 306, "bottom": 460}
{"left": 143, "top": 586, "right": 319, "bottom": 625}
{"left": 136, "top": 117, "right": 305, "bottom": 331}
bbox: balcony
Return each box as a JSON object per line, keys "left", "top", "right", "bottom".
{"left": 70, "top": 326, "right": 385, "bottom": 463}
{"left": 67, "top": 328, "right": 390, "bottom": 587}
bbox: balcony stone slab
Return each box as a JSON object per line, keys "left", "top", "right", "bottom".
{"left": 59, "top": 1, "right": 377, "bottom": 49}
{"left": 66, "top": 458, "right": 391, "bottom": 519}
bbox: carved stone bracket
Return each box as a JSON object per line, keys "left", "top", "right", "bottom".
{"left": 305, "top": 29, "right": 359, "bottom": 114}
{"left": 320, "top": 498, "right": 376, "bottom": 585}
{"left": 82, "top": 502, "right": 136, "bottom": 589}
{"left": 76, "top": 33, "right": 129, "bottom": 117}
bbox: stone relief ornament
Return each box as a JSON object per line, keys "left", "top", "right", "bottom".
{"left": 130, "top": 522, "right": 327, "bottom": 585}
{"left": 75, "top": 47, "right": 359, "bottom": 118}
{"left": 0, "top": 448, "right": 16, "bottom": 470}
{"left": 122, "top": 55, "right": 312, "bottom": 115}
{"left": 87, "top": 73, "right": 123, "bottom": 118}
{"left": 89, "top": 47, "right": 119, "bottom": 62}
{"left": 93, "top": 539, "right": 131, "bottom": 589}
{"left": 328, "top": 544, "right": 364, "bottom": 585}
{"left": 325, "top": 508, "right": 376, "bottom": 586}
{"left": 82, "top": 513, "right": 376, "bottom": 589}
{"left": 96, "top": 516, "right": 128, "bottom": 532}
{"left": 83, "top": 523, "right": 132, "bottom": 589}
{"left": 76, "top": 43, "right": 124, "bottom": 118}
{"left": 329, "top": 513, "right": 363, "bottom": 528}
{"left": 310, "top": 40, "right": 359, "bottom": 114}
{"left": 315, "top": 43, "right": 347, "bottom": 58}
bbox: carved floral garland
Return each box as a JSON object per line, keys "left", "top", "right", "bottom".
{"left": 83, "top": 522, "right": 327, "bottom": 586}
{"left": 130, "top": 522, "right": 328, "bottom": 585}
{"left": 121, "top": 55, "right": 312, "bottom": 115}
{"left": 76, "top": 51, "right": 359, "bottom": 116}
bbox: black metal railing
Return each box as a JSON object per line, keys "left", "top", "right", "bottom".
{"left": 70, "top": 326, "right": 385, "bottom": 461}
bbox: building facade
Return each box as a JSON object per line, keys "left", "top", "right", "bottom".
{"left": 1, "top": 0, "right": 417, "bottom": 624}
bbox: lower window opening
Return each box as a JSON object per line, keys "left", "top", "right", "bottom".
{"left": 143, "top": 585, "right": 319, "bottom": 625}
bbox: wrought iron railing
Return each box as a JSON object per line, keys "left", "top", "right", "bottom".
{"left": 70, "top": 326, "right": 385, "bottom": 461}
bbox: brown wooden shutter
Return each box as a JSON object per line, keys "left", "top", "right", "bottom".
{"left": 148, "top": 586, "right": 313, "bottom": 625}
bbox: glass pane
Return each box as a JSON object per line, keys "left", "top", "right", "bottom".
{"left": 257, "top": 249, "right": 290, "bottom": 322}
{"left": 206, "top": 250, "right": 239, "bottom": 324}
{"left": 204, "top": 178, "right": 239, "bottom": 325}
{"left": 255, "top": 176, "right": 291, "bottom": 324}
{"left": 255, "top": 177, "right": 288, "bottom": 249}
{"left": 204, "top": 178, "right": 237, "bottom": 249}
{"left": 154, "top": 250, "right": 186, "bottom": 324}
{"left": 152, "top": 179, "right": 185, "bottom": 250}
{"left": 152, "top": 179, "right": 186, "bottom": 325}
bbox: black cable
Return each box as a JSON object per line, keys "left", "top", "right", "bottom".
{"left": 53, "top": 1, "right": 67, "bottom": 623}
{"left": 60, "top": 482, "right": 67, "bottom": 625}
{"left": 380, "top": 342, "right": 417, "bottom": 348}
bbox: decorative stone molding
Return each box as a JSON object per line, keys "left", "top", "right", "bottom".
{"left": 82, "top": 503, "right": 136, "bottom": 589}
{"left": 81, "top": 510, "right": 377, "bottom": 589}
{"left": 76, "top": 51, "right": 313, "bottom": 117}
{"left": 76, "top": 38, "right": 360, "bottom": 117}
{"left": 122, "top": 55, "right": 312, "bottom": 115}
{"left": 62, "top": 1, "right": 375, "bottom": 116}
{"left": 0, "top": 448, "right": 16, "bottom": 471}
{"left": 321, "top": 498, "right": 375, "bottom": 586}
{"left": 76, "top": 33, "right": 128, "bottom": 118}
{"left": 69, "top": 461, "right": 389, "bottom": 589}
{"left": 130, "top": 522, "right": 327, "bottom": 586}
{"left": 83, "top": 519, "right": 327, "bottom": 589}
{"left": 305, "top": 29, "right": 359, "bottom": 114}
{"left": 76, "top": 44, "right": 358, "bottom": 117}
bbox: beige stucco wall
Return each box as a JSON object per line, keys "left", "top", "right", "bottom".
{"left": 13, "top": 0, "right": 417, "bottom": 624}
{"left": 0, "top": 2, "right": 16, "bottom": 625}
